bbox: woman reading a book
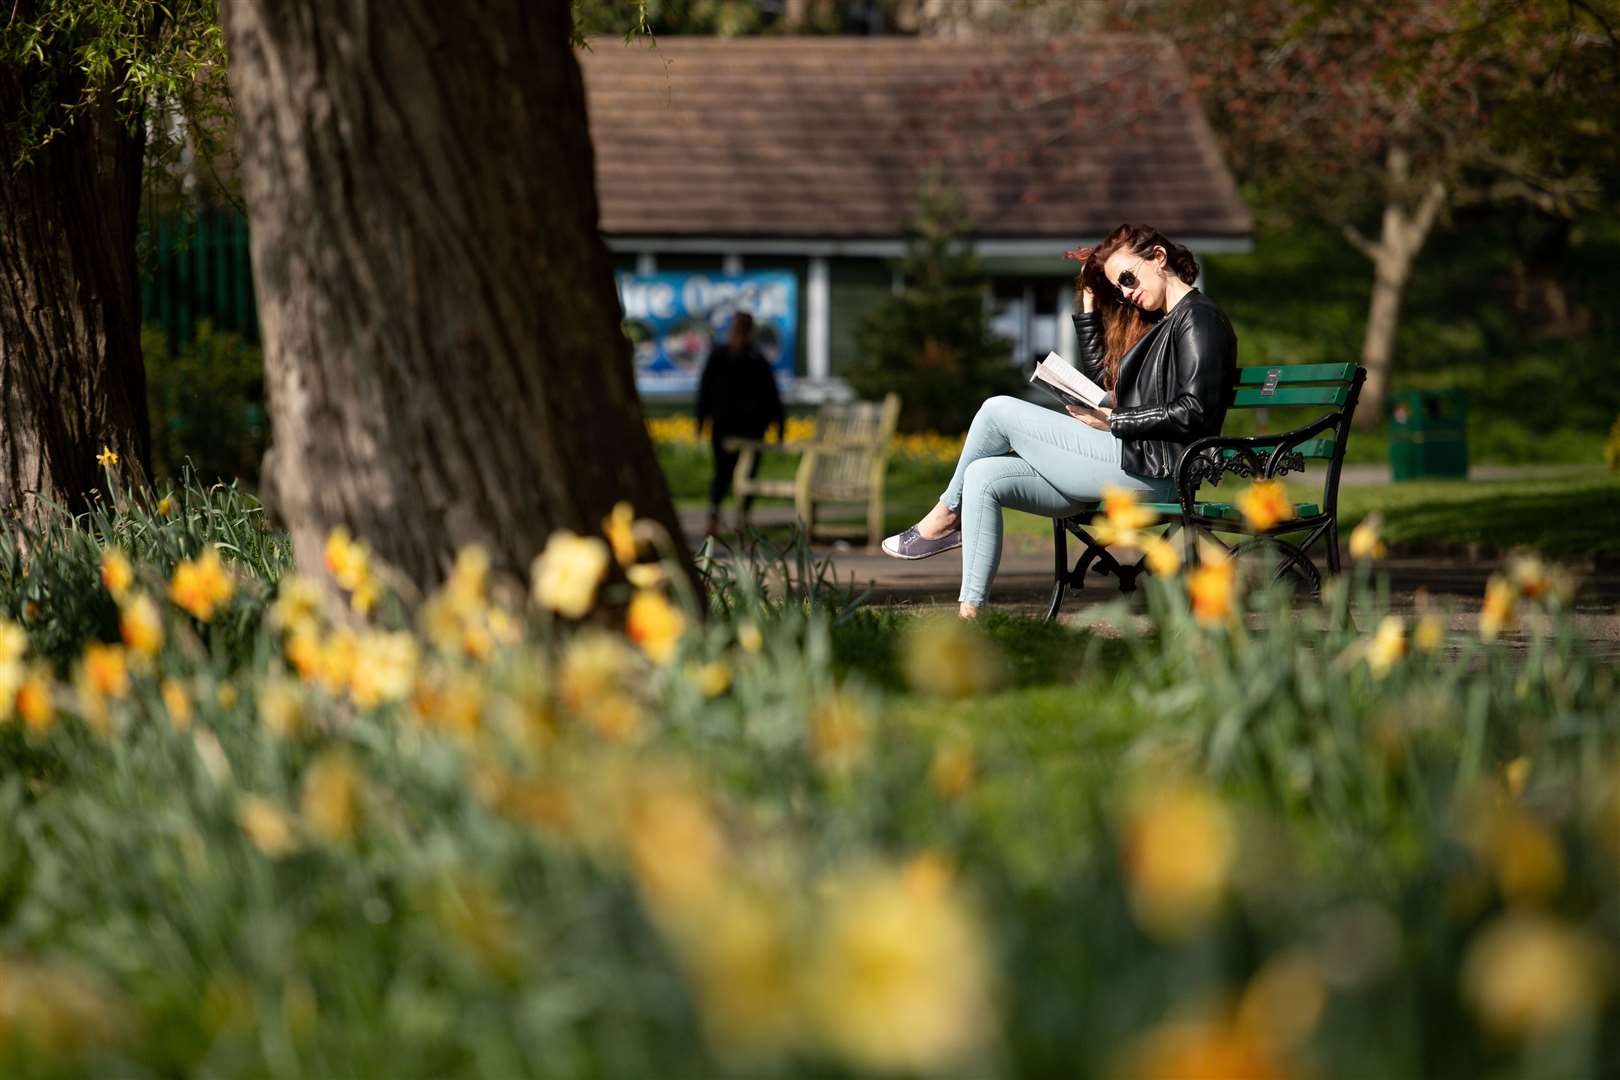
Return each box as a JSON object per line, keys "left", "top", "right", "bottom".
{"left": 881, "top": 223, "right": 1238, "bottom": 618}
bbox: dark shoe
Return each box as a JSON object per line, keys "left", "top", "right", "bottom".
{"left": 881, "top": 526, "right": 963, "bottom": 560}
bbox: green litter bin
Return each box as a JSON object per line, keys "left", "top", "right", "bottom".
{"left": 1389, "top": 389, "right": 1468, "bottom": 481}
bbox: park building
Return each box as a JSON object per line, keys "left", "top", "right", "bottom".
{"left": 579, "top": 34, "right": 1253, "bottom": 402}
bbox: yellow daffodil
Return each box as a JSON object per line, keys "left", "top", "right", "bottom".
{"left": 317, "top": 629, "right": 359, "bottom": 696}
{"left": 737, "top": 621, "right": 764, "bottom": 655}
{"left": 268, "top": 575, "right": 326, "bottom": 637}
{"left": 900, "top": 616, "right": 1004, "bottom": 700}
{"left": 238, "top": 795, "right": 300, "bottom": 857}
{"left": 1505, "top": 756, "right": 1532, "bottom": 799}
{"left": 1462, "top": 913, "right": 1607, "bottom": 1041}
{"left": 1102, "top": 485, "right": 1159, "bottom": 531}
{"left": 349, "top": 631, "right": 419, "bottom": 709}
{"left": 625, "top": 777, "right": 730, "bottom": 917}
{"left": 691, "top": 660, "right": 732, "bottom": 698}
{"left": 0, "top": 618, "right": 26, "bottom": 665}
{"left": 119, "top": 592, "right": 164, "bottom": 658}
{"left": 410, "top": 667, "right": 487, "bottom": 742}
{"left": 96, "top": 446, "right": 118, "bottom": 468}
{"left": 627, "top": 589, "right": 686, "bottom": 664}
{"left": 929, "top": 742, "right": 976, "bottom": 800}
{"left": 1365, "top": 615, "right": 1406, "bottom": 678}
{"left": 323, "top": 527, "right": 371, "bottom": 592}
{"left": 626, "top": 563, "right": 666, "bottom": 589}
{"left": 1480, "top": 575, "right": 1516, "bottom": 641}
{"left": 805, "top": 862, "right": 993, "bottom": 1075}
{"left": 446, "top": 545, "right": 490, "bottom": 610}
{"left": 285, "top": 630, "right": 322, "bottom": 682}
{"left": 301, "top": 749, "right": 363, "bottom": 845}
{"left": 1121, "top": 779, "right": 1235, "bottom": 940}
{"left": 257, "top": 676, "right": 307, "bottom": 739}
{"left": 160, "top": 677, "right": 192, "bottom": 732}
{"left": 80, "top": 642, "right": 130, "bottom": 700}
{"left": 678, "top": 884, "right": 801, "bottom": 1060}
{"left": 1508, "top": 554, "right": 1572, "bottom": 605}
{"left": 1143, "top": 534, "right": 1182, "bottom": 577}
{"left": 603, "top": 501, "right": 639, "bottom": 566}
{"left": 100, "top": 549, "right": 134, "bottom": 600}
{"left": 558, "top": 631, "right": 637, "bottom": 713}
{"left": 1414, "top": 612, "right": 1445, "bottom": 654}
{"left": 1236, "top": 951, "right": 1328, "bottom": 1053}
{"left": 155, "top": 494, "right": 175, "bottom": 517}
{"left": 169, "top": 547, "right": 235, "bottom": 622}
{"left": 1461, "top": 798, "right": 1565, "bottom": 905}
{"left": 15, "top": 665, "right": 52, "bottom": 733}
{"left": 1348, "top": 515, "right": 1387, "bottom": 560}
{"left": 808, "top": 690, "right": 870, "bottom": 774}
{"left": 1122, "top": 1018, "right": 1294, "bottom": 1080}
{"left": 530, "top": 530, "right": 611, "bottom": 618}
{"left": 587, "top": 694, "right": 646, "bottom": 743}
{"left": 1236, "top": 479, "right": 1294, "bottom": 532}
{"left": 1187, "top": 540, "right": 1238, "bottom": 626}
{"left": 0, "top": 661, "right": 22, "bottom": 724}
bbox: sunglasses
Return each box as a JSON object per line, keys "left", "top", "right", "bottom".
{"left": 1115, "top": 257, "right": 1150, "bottom": 292}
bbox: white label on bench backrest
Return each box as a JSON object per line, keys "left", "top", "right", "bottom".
{"left": 1261, "top": 369, "right": 1282, "bottom": 396}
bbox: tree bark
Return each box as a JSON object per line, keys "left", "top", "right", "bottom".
{"left": 1346, "top": 145, "right": 1445, "bottom": 431}
{"left": 0, "top": 74, "right": 151, "bottom": 521}
{"left": 221, "top": 0, "right": 693, "bottom": 597}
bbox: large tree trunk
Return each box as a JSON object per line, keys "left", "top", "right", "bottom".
{"left": 0, "top": 76, "right": 151, "bottom": 521}
{"left": 1347, "top": 145, "right": 1445, "bottom": 431}
{"left": 221, "top": 0, "right": 693, "bottom": 597}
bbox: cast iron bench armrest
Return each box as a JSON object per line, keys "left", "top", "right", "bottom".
{"left": 1173, "top": 412, "right": 1343, "bottom": 512}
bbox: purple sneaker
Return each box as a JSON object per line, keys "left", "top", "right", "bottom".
{"left": 881, "top": 526, "right": 963, "bottom": 560}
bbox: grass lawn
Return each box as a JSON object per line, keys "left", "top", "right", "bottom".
{"left": 661, "top": 440, "right": 1620, "bottom": 557}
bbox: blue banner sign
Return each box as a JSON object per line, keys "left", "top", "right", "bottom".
{"left": 618, "top": 271, "right": 798, "bottom": 396}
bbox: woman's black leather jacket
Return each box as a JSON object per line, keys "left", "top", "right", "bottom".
{"left": 1071, "top": 290, "right": 1238, "bottom": 480}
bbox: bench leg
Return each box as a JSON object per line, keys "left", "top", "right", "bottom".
{"left": 1324, "top": 519, "right": 1342, "bottom": 575}
{"left": 1045, "top": 518, "right": 1070, "bottom": 622}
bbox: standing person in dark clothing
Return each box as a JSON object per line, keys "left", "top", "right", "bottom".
{"left": 696, "top": 312, "right": 785, "bottom": 536}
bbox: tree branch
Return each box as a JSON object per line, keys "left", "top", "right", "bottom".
{"left": 1403, "top": 180, "right": 1447, "bottom": 262}
{"left": 1342, "top": 223, "right": 1380, "bottom": 261}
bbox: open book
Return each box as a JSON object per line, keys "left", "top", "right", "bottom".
{"left": 1030, "top": 351, "right": 1110, "bottom": 412}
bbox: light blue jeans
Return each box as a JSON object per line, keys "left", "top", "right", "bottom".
{"left": 940, "top": 396, "right": 1175, "bottom": 607}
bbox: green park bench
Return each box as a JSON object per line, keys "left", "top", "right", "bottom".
{"left": 1046, "top": 363, "right": 1367, "bottom": 620}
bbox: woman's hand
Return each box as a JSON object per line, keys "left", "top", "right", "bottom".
{"left": 1066, "top": 404, "right": 1112, "bottom": 431}
{"left": 1078, "top": 283, "right": 1095, "bottom": 314}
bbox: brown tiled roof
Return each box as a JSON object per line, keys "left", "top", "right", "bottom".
{"left": 579, "top": 35, "right": 1251, "bottom": 241}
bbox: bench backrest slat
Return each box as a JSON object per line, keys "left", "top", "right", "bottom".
{"left": 1236, "top": 362, "right": 1357, "bottom": 385}
{"left": 1232, "top": 384, "right": 1350, "bottom": 408}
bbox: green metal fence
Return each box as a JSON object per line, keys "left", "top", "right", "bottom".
{"left": 141, "top": 206, "right": 259, "bottom": 354}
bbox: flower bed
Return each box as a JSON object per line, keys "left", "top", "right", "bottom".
{"left": 0, "top": 463, "right": 1614, "bottom": 1077}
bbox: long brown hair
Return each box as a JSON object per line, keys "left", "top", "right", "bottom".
{"left": 1066, "top": 224, "right": 1200, "bottom": 390}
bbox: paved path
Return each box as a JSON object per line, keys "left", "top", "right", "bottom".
{"left": 679, "top": 507, "right": 1620, "bottom": 654}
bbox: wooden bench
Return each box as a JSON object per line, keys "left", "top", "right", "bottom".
{"left": 725, "top": 392, "right": 901, "bottom": 550}
{"left": 1046, "top": 363, "right": 1366, "bottom": 620}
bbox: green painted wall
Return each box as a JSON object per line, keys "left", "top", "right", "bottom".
{"left": 828, "top": 257, "right": 894, "bottom": 377}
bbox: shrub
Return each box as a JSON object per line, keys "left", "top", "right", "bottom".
{"left": 143, "top": 321, "right": 269, "bottom": 487}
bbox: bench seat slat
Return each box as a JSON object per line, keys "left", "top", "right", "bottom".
{"left": 1137, "top": 501, "right": 1322, "bottom": 522}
